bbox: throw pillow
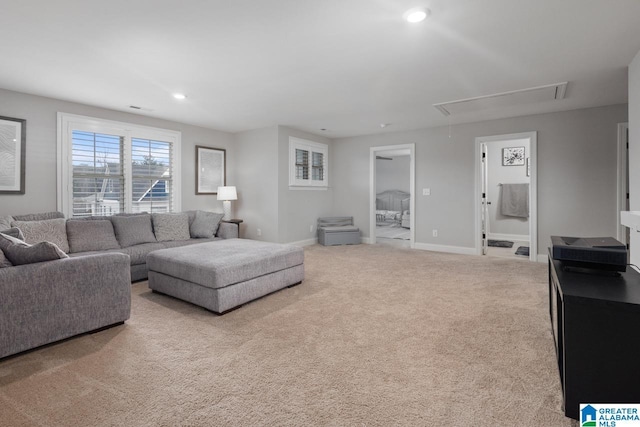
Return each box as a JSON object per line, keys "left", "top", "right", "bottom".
{"left": 110, "top": 214, "right": 157, "bottom": 248}
{"left": 190, "top": 210, "right": 224, "bottom": 238}
{"left": 0, "top": 227, "right": 25, "bottom": 240}
{"left": 152, "top": 213, "right": 190, "bottom": 242}
{"left": 66, "top": 220, "right": 121, "bottom": 253}
{"left": 11, "top": 218, "right": 70, "bottom": 253}
{"left": 0, "top": 248, "right": 12, "bottom": 268}
{"left": 12, "top": 211, "right": 65, "bottom": 221}
{"left": 0, "top": 233, "right": 68, "bottom": 266}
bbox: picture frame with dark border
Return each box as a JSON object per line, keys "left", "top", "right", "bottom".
{"left": 0, "top": 115, "right": 26, "bottom": 194}
{"left": 196, "top": 145, "right": 225, "bottom": 194}
{"left": 502, "top": 146, "right": 525, "bottom": 166}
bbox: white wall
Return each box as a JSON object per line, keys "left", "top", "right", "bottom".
{"left": 629, "top": 50, "right": 640, "bottom": 267}
{"left": 487, "top": 138, "right": 530, "bottom": 237}
{"left": 277, "top": 126, "right": 334, "bottom": 244}
{"left": 0, "top": 88, "right": 234, "bottom": 216}
{"left": 376, "top": 156, "right": 410, "bottom": 194}
{"left": 333, "top": 104, "right": 627, "bottom": 256}
{"left": 233, "top": 126, "right": 279, "bottom": 242}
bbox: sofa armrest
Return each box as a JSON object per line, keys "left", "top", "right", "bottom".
{"left": 217, "top": 222, "right": 239, "bottom": 239}
{"left": 0, "top": 253, "right": 131, "bottom": 358}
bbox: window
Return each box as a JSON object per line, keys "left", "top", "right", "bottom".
{"left": 58, "top": 113, "right": 181, "bottom": 218}
{"left": 289, "top": 137, "right": 328, "bottom": 188}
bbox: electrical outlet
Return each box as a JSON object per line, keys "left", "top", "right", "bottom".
{"left": 257, "top": 228, "right": 262, "bottom": 237}
{"left": 432, "top": 229, "right": 438, "bottom": 237}
{"left": 423, "top": 188, "right": 431, "bottom": 196}
{"left": 310, "top": 225, "right": 314, "bottom": 233}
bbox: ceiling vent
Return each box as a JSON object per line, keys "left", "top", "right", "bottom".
{"left": 433, "top": 82, "right": 568, "bottom": 116}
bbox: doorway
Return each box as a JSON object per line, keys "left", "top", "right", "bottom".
{"left": 475, "top": 132, "right": 538, "bottom": 261}
{"left": 370, "top": 144, "right": 415, "bottom": 248}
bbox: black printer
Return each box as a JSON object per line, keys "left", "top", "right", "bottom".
{"left": 551, "top": 236, "right": 627, "bottom": 272}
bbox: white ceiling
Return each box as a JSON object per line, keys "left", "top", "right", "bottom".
{"left": 1, "top": 0, "right": 639, "bottom": 138}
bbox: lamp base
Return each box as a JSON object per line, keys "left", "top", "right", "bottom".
{"left": 222, "top": 200, "right": 232, "bottom": 221}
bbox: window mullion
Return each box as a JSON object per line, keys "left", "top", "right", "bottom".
{"left": 123, "top": 133, "right": 133, "bottom": 213}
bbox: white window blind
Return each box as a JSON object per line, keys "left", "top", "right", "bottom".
{"left": 58, "top": 113, "right": 182, "bottom": 218}
{"left": 289, "top": 137, "right": 328, "bottom": 188}
{"left": 131, "top": 138, "right": 173, "bottom": 213}
{"left": 71, "top": 131, "right": 124, "bottom": 217}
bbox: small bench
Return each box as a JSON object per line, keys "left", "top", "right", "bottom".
{"left": 317, "top": 216, "right": 360, "bottom": 246}
{"left": 147, "top": 239, "right": 304, "bottom": 314}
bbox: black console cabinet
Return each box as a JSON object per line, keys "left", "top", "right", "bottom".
{"left": 548, "top": 250, "right": 640, "bottom": 419}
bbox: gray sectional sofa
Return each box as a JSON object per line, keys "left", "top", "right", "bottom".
{"left": 0, "top": 210, "right": 238, "bottom": 359}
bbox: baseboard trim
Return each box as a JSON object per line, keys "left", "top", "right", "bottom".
{"left": 361, "top": 237, "right": 371, "bottom": 244}
{"left": 488, "top": 233, "right": 530, "bottom": 242}
{"left": 289, "top": 238, "right": 318, "bottom": 247}
{"left": 536, "top": 253, "right": 548, "bottom": 263}
{"left": 413, "top": 243, "right": 476, "bottom": 256}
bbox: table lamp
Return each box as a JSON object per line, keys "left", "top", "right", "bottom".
{"left": 217, "top": 186, "right": 237, "bottom": 220}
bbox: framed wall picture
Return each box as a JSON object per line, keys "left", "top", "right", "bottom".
{"left": 196, "top": 146, "right": 225, "bottom": 194}
{"left": 0, "top": 116, "right": 26, "bottom": 194}
{"left": 502, "top": 146, "right": 525, "bottom": 166}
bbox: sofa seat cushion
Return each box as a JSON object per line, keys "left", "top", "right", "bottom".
{"left": 11, "top": 218, "right": 70, "bottom": 253}
{"left": 67, "top": 220, "right": 120, "bottom": 253}
{"left": 160, "top": 238, "right": 220, "bottom": 249}
{"left": 111, "top": 214, "right": 157, "bottom": 248}
{"left": 147, "top": 239, "right": 304, "bottom": 289}
{"left": 119, "top": 242, "right": 166, "bottom": 265}
{"left": 321, "top": 225, "right": 359, "bottom": 233}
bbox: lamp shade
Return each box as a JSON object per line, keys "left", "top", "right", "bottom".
{"left": 217, "top": 186, "right": 237, "bottom": 201}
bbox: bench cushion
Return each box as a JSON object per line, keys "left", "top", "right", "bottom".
{"left": 147, "top": 239, "right": 304, "bottom": 289}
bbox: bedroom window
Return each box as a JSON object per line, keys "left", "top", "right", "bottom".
{"left": 58, "top": 113, "right": 182, "bottom": 218}
{"left": 289, "top": 137, "right": 328, "bottom": 189}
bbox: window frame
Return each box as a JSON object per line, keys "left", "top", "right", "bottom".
{"left": 57, "top": 113, "right": 182, "bottom": 217}
{"left": 288, "top": 137, "right": 328, "bottom": 189}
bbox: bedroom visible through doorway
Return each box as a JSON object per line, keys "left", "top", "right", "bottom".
{"left": 369, "top": 144, "right": 415, "bottom": 248}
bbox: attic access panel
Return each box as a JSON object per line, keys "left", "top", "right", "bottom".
{"left": 434, "top": 82, "right": 568, "bottom": 116}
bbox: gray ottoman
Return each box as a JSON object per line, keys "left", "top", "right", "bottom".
{"left": 147, "top": 239, "right": 304, "bottom": 314}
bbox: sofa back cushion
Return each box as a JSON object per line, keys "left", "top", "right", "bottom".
{"left": 0, "top": 232, "right": 68, "bottom": 266}
{"left": 12, "top": 211, "right": 65, "bottom": 221}
{"left": 11, "top": 218, "right": 70, "bottom": 253}
{"left": 190, "top": 211, "right": 224, "bottom": 238}
{"left": 110, "top": 214, "right": 157, "bottom": 248}
{"left": 66, "top": 220, "right": 121, "bottom": 253}
{"left": 152, "top": 213, "right": 190, "bottom": 242}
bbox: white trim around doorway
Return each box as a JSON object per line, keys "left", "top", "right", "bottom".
{"left": 617, "top": 122, "right": 629, "bottom": 245}
{"left": 474, "top": 132, "right": 538, "bottom": 261}
{"left": 369, "top": 144, "right": 415, "bottom": 248}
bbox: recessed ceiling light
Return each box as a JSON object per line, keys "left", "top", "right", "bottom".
{"left": 403, "top": 7, "right": 430, "bottom": 23}
{"left": 173, "top": 93, "right": 187, "bottom": 100}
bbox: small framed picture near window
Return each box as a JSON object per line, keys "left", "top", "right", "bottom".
{"left": 0, "top": 116, "right": 26, "bottom": 194}
{"left": 196, "top": 146, "right": 225, "bottom": 194}
{"left": 502, "top": 146, "right": 525, "bottom": 166}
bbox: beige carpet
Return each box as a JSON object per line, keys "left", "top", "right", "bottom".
{"left": 0, "top": 244, "right": 576, "bottom": 426}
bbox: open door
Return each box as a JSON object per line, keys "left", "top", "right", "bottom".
{"left": 481, "top": 143, "right": 489, "bottom": 255}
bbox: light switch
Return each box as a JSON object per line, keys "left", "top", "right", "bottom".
{"left": 423, "top": 188, "right": 431, "bottom": 196}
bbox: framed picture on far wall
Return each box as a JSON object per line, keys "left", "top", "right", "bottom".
{"left": 196, "top": 146, "right": 225, "bottom": 194}
{"left": 502, "top": 146, "right": 525, "bottom": 166}
{"left": 0, "top": 115, "right": 26, "bottom": 194}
